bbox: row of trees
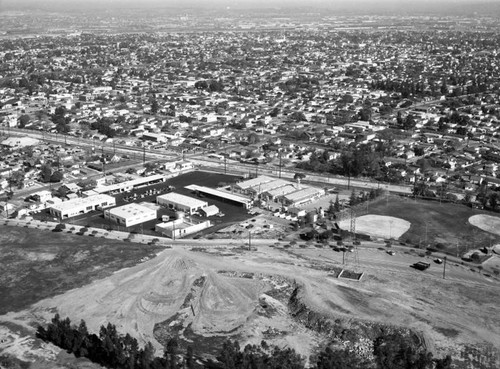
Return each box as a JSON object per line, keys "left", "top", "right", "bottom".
{"left": 37, "top": 314, "right": 452, "bottom": 369}
{"left": 36, "top": 314, "right": 187, "bottom": 369}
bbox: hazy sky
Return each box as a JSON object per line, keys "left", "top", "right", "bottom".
{"left": 1, "top": 0, "right": 497, "bottom": 14}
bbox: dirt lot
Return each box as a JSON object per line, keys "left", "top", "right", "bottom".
{"left": 0, "top": 227, "right": 498, "bottom": 368}
{"left": 0, "top": 224, "right": 163, "bottom": 315}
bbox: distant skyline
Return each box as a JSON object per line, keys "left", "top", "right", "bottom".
{"left": 1, "top": 0, "right": 499, "bottom": 16}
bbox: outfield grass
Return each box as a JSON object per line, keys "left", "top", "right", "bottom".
{"left": 361, "top": 194, "right": 500, "bottom": 255}
{"left": 0, "top": 225, "right": 163, "bottom": 315}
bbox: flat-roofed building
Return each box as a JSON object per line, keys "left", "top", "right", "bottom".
{"left": 155, "top": 219, "right": 211, "bottom": 239}
{"left": 93, "top": 174, "right": 166, "bottom": 195}
{"left": 104, "top": 203, "right": 157, "bottom": 227}
{"left": 49, "top": 194, "right": 115, "bottom": 219}
{"left": 263, "top": 184, "right": 297, "bottom": 202}
{"left": 281, "top": 187, "right": 323, "bottom": 206}
{"left": 184, "top": 184, "right": 252, "bottom": 209}
{"left": 247, "top": 178, "right": 290, "bottom": 197}
{"left": 32, "top": 190, "right": 52, "bottom": 203}
{"left": 156, "top": 192, "right": 207, "bottom": 215}
{"left": 234, "top": 175, "right": 275, "bottom": 194}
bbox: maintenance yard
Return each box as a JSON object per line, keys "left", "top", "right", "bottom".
{"left": 33, "top": 171, "right": 255, "bottom": 237}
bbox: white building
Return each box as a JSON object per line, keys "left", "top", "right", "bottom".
{"left": 49, "top": 194, "right": 115, "bottom": 219}
{"left": 104, "top": 203, "right": 157, "bottom": 227}
{"left": 155, "top": 218, "right": 211, "bottom": 239}
{"left": 32, "top": 190, "right": 53, "bottom": 203}
{"left": 157, "top": 192, "right": 208, "bottom": 215}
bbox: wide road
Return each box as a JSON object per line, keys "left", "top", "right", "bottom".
{"left": 3, "top": 128, "right": 413, "bottom": 194}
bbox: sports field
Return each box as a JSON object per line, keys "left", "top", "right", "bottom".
{"left": 358, "top": 195, "right": 500, "bottom": 254}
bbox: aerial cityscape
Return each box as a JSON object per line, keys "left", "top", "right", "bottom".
{"left": 0, "top": 1, "right": 499, "bottom": 368}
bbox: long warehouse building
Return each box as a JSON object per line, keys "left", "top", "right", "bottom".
{"left": 49, "top": 194, "right": 116, "bottom": 219}
{"left": 156, "top": 192, "right": 208, "bottom": 215}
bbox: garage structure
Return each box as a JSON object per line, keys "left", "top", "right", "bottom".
{"left": 156, "top": 192, "right": 208, "bottom": 215}
{"left": 184, "top": 184, "right": 252, "bottom": 209}
{"left": 104, "top": 203, "right": 157, "bottom": 227}
{"left": 49, "top": 194, "right": 115, "bottom": 219}
{"left": 155, "top": 218, "right": 211, "bottom": 239}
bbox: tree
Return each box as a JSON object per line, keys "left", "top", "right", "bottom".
{"left": 50, "top": 171, "right": 64, "bottom": 183}
{"left": 349, "top": 189, "right": 357, "bottom": 206}
{"left": 247, "top": 132, "right": 260, "bottom": 145}
{"left": 40, "top": 164, "right": 53, "bottom": 183}
{"left": 489, "top": 192, "right": 499, "bottom": 210}
{"left": 294, "top": 173, "right": 306, "bottom": 181}
{"left": 151, "top": 100, "right": 159, "bottom": 114}
{"left": 18, "top": 114, "right": 30, "bottom": 128}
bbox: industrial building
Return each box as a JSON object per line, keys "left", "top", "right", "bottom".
{"left": 93, "top": 174, "right": 167, "bottom": 195}
{"left": 156, "top": 192, "right": 208, "bottom": 215}
{"left": 49, "top": 194, "right": 115, "bottom": 219}
{"left": 155, "top": 218, "right": 211, "bottom": 239}
{"left": 282, "top": 187, "right": 323, "bottom": 206}
{"left": 235, "top": 175, "right": 323, "bottom": 207}
{"left": 104, "top": 203, "right": 157, "bottom": 227}
{"left": 185, "top": 184, "right": 252, "bottom": 209}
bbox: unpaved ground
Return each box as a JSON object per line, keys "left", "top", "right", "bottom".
{"left": 1, "top": 242, "right": 498, "bottom": 368}
{"left": 469, "top": 214, "right": 500, "bottom": 236}
{"left": 339, "top": 215, "right": 411, "bottom": 239}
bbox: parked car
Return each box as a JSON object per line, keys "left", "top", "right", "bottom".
{"left": 412, "top": 261, "right": 431, "bottom": 270}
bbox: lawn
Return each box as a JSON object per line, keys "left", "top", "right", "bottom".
{"left": 360, "top": 194, "right": 500, "bottom": 255}
{"left": 0, "top": 225, "right": 163, "bottom": 314}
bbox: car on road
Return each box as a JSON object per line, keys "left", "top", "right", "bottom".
{"left": 386, "top": 250, "right": 396, "bottom": 256}
{"left": 434, "top": 258, "right": 443, "bottom": 264}
{"left": 412, "top": 261, "right": 431, "bottom": 270}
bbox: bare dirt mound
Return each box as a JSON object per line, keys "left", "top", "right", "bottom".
{"left": 469, "top": 214, "right": 500, "bottom": 236}
{"left": 339, "top": 215, "right": 411, "bottom": 239}
{"left": 31, "top": 252, "right": 202, "bottom": 350}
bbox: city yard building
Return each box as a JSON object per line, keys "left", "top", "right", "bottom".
{"left": 49, "top": 194, "right": 115, "bottom": 219}
{"left": 104, "top": 203, "right": 157, "bottom": 227}
{"left": 155, "top": 218, "right": 211, "bottom": 239}
{"left": 185, "top": 184, "right": 252, "bottom": 209}
{"left": 156, "top": 192, "right": 208, "bottom": 215}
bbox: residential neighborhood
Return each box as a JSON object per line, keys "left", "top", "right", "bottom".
{"left": 2, "top": 14, "right": 500, "bottom": 211}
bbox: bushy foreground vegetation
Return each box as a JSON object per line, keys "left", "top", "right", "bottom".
{"left": 36, "top": 314, "right": 452, "bottom": 369}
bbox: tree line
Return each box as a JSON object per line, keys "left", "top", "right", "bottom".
{"left": 36, "top": 314, "right": 452, "bottom": 369}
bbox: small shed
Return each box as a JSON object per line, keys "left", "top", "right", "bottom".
{"left": 199, "top": 205, "right": 220, "bottom": 217}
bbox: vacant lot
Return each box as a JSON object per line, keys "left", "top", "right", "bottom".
{"left": 359, "top": 195, "right": 500, "bottom": 254}
{"left": 0, "top": 225, "right": 163, "bottom": 315}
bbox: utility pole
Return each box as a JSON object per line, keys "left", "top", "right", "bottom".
{"left": 248, "top": 231, "right": 251, "bottom": 250}
{"left": 443, "top": 256, "right": 447, "bottom": 279}
{"left": 143, "top": 146, "right": 146, "bottom": 164}
{"left": 278, "top": 150, "right": 282, "bottom": 179}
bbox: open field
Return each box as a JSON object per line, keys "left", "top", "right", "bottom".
{"left": 469, "top": 214, "right": 500, "bottom": 236}
{"left": 357, "top": 195, "right": 500, "bottom": 254}
{"left": 0, "top": 238, "right": 498, "bottom": 368}
{"left": 339, "top": 214, "right": 411, "bottom": 239}
{"left": 0, "top": 224, "right": 163, "bottom": 315}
